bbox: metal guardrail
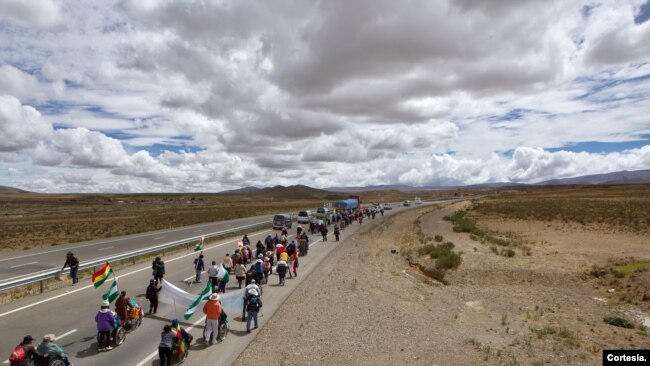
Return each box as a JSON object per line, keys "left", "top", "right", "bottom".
{"left": 0, "top": 220, "right": 272, "bottom": 293}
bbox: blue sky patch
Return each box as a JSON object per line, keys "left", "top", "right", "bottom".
{"left": 635, "top": 0, "right": 650, "bottom": 24}
{"left": 548, "top": 136, "right": 650, "bottom": 153}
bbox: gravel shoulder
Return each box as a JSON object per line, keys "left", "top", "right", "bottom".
{"left": 235, "top": 202, "right": 650, "bottom": 366}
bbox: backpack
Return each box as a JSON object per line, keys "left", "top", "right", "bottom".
{"left": 9, "top": 345, "right": 26, "bottom": 364}
{"left": 286, "top": 243, "right": 296, "bottom": 255}
{"left": 247, "top": 295, "right": 262, "bottom": 311}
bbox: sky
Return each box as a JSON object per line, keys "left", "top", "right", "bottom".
{"left": 0, "top": 0, "right": 649, "bottom": 193}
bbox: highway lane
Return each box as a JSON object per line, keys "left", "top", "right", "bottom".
{"left": 0, "top": 213, "right": 280, "bottom": 281}
{"left": 0, "top": 202, "right": 435, "bottom": 366}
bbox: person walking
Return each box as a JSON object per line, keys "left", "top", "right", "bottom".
{"left": 223, "top": 253, "right": 233, "bottom": 274}
{"left": 194, "top": 254, "right": 205, "bottom": 283}
{"left": 234, "top": 261, "right": 246, "bottom": 289}
{"left": 255, "top": 240, "right": 265, "bottom": 258}
{"left": 265, "top": 235, "right": 274, "bottom": 253}
{"left": 9, "top": 335, "right": 36, "bottom": 366}
{"left": 115, "top": 291, "right": 131, "bottom": 326}
{"left": 334, "top": 225, "right": 340, "bottom": 241}
{"left": 320, "top": 225, "right": 328, "bottom": 242}
{"left": 207, "top": 261, "right": 219, "bottom": 293}
{"left": 292, "top": 251, "right": 299, "bottom": 277}
{"left": 202, "top": 293, "right": 222, "bottom": 345}
{"left": 145, "top": 279, "right": 161, "bottom": 314}
{"left": 158, "top": 325, "right": 174, "bottom": 366}
{"left": 276, "top": 259, "right": 288, "bottom": 286}
{"left": 152, "top": 257, "right": 165, "bottom": 285}
{"left": 263, "top": 257, "right": 271, "bottom": 284}
{"left": 61, "top": 252, "right": 79, "bottom": 285}
{"left": 245, "top": 289, "right": 262, "bottom": 333}
{"left": 95, "top": 300, "right": 115, "bottom": 352}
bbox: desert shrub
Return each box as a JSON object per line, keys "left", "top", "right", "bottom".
{"left": 589, "top": 265, "right": 608, "bottom": 278}
{"left": 434, "top": 234, "right": 443, "bottom": 242}
{"left": 604, "top": 317, "right": 635, "bottom": 329}
{"left": 500, "top": 248, "right": 516, "bottom": 257}
{"left": 490, "top": 246, "right": 498, "bottom": 254}
{"left": 436, "top": 251, "right": 462, "bottom": 270}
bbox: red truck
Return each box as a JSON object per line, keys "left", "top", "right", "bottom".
{"left": 349, "top": 195, "right": 362, "bottom": 204}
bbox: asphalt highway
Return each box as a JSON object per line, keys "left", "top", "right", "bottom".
{"left": 0, "top": 201, "right": 447, "bottom": 366}
{"left": 0, "top": 214, "right": 279, "bottom": 282}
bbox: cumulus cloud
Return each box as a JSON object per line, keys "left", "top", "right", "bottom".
{"left": 0, "top": 95, "right": 52, "bottom": 152}
{"left": 0, "top": 0, "right": 649, "bottom": 192}
{"left": 0, "top": 0, "right": 61, "bottom": 27}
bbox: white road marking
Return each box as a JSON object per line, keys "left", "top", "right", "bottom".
{"left": 0, "top": 229, "right": 273, "bottom": 319}
{"left": 154, "top": 236, "right": 166, "bottom": 240}
{"left": 97, "top": 246, "right": 114, "bottom": 251}
{"left": 10, "top": 261, "right": 38, "bottom": 268}
{"left": 193, "top": 229, "right": 203, "bottom": 233}
{"left": 56, "top": 328, "right": 78, "bottom": 340}
{"left": 135, "top": 314, "right": 207, "bottom": 366}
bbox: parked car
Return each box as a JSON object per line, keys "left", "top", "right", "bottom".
{"left": 297, "top": 210, "right": 311, "bottom": 224}
{"left": 273, "top": 214, "right": 292, "bottom": 229}
{"left": 403, "top": 200, "right": 411, "bottom": 207}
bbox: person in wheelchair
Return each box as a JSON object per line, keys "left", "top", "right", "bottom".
{"left": 35, "top": 334, "right": 72, "bottom": 366}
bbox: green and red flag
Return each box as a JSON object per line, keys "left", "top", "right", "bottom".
{"left": 194, "top": 236, "right": 204, "bottom": 252}
{"left": 92, "top": 262, "right": 113, "bottom": 288}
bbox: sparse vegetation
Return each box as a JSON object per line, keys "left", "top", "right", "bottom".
{"left": 604, "top": 316, "right": 635, "bottom": 329}
{"left": 472, "top": 187, "right": 650, "bottom": 234}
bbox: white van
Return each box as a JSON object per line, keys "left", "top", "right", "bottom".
{"left": 403, "top": 200, "right": 411, "bottom": 207}
{"left": 273, "top": 214, "right": 292, "bottom": 229}
{"left": 297, "top": 210, "right": 311, "bottom": 224}
{"left": 414, "top": 197, "right": 422, "bottom": 205}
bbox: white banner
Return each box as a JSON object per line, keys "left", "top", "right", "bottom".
{"left": 159, "top": 280, "right": 245, "bottom": 314}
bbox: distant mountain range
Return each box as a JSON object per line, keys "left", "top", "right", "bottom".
{"left": 1, "top": 170, "right": 648, "bottom": 195}
{"left": 222, "top": 184, "right": 341, "bottom": 200}
{"left": 0, "top": 185, "right": 30, "bottom": 194}
{"left": 536, "top": 169, "right": 650, "bottom": 185}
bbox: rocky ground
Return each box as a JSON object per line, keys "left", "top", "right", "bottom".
{"left": 234, "top": 202, "right": 650, "bottom": 366}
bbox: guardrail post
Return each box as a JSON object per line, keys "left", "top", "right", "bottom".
{"left": 40, "top": 280, "right": 44, "bottom": 294}
{"left": 132, "top": 257, "right": 136, "bottom": 265}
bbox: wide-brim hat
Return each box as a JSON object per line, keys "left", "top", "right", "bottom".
{"left": 101, "top": 300, "right": 110, "bottom": 307}
{"left": 247, "top": 289, "right": 258, "bottom": 296}
{"left": 209, "top": 293, "right": 220, "bottom": 301}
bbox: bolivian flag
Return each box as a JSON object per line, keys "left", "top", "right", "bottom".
{"left": 175, "top": 322, "right": 186, "bottom": 355}
{"left": 92, "top": 262, "right": 113, "bottom": 288}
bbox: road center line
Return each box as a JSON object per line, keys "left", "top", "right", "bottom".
{"left": 56, "top": 329, "right": 78, "bottom": 340}
{"left": 10, "top": 261, "right": 38, "bottom": 269}
{"left": 97, "top": 246, "right": 114, "bottom": 251}
{"left": 154, "top": 236, "right": 166, "bottom": 240}
{"left": 0, "top": 229, "right": 273, "bottom": 319}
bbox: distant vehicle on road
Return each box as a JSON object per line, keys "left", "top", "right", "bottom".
{"left": 403, "top": 200, "right": 411, "bottom": 207}
{"left": 297, "top": 210, "right": 311, "bottom": 224}
{"left": 315, "top": 207, "right": 330, "bottom": 218}
{"left": 335, "top": 199, "right": 359, "bottom": 210}
{"left": 383, "top": 203, "right": 393, "bottom": 210}
{"left": 273, "top": 214, "right": 292, "bottom": 229}
{"left": 414, "top": 197, "right": 422, "bottom": 205}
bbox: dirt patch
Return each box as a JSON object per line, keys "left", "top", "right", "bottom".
{"left": 235, "top": 201, "right": 650, "bottom": 366}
